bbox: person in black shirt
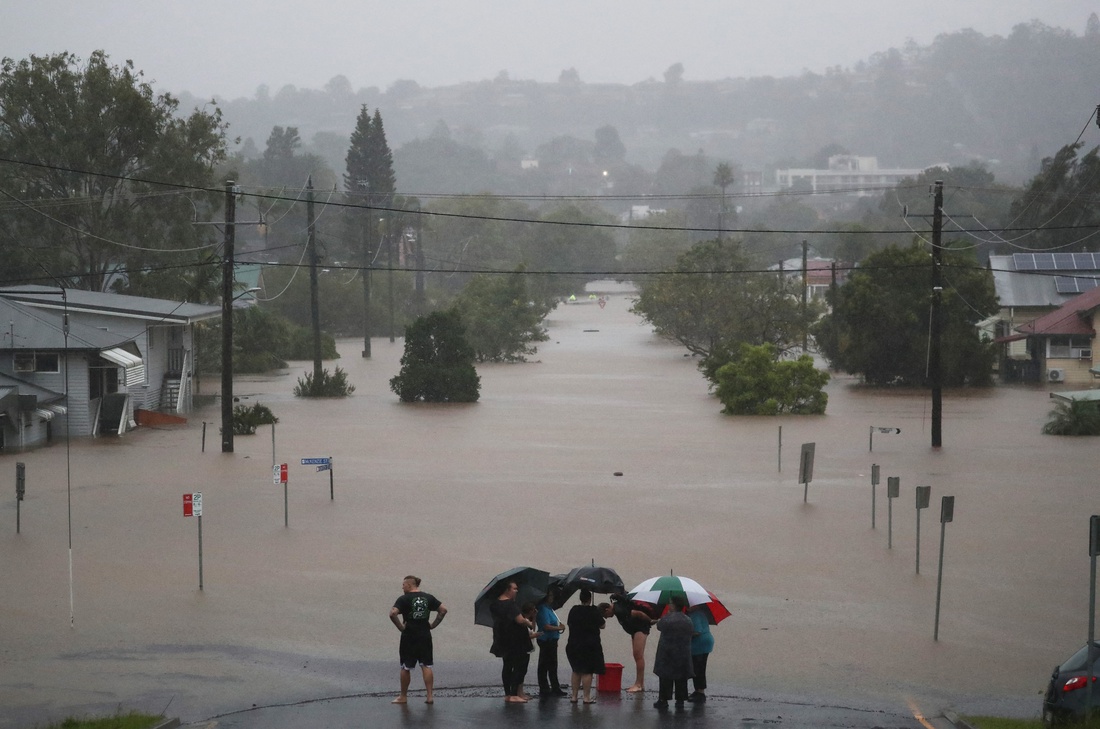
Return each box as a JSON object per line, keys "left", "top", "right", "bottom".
{"left": 390, "top": 575, "right": 447, "bottom": 704}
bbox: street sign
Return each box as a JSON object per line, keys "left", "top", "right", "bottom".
{"left": 273, "top": 463, "right": 288, "bottom": 484}
{"left": 16, "top": 462, "right": 25, "bottom": 501}
{"left": 183, "top": 493, "right": 193, "bottom": 517}
{"left": 876, "top": 427, "right": 901, "bottom": 434}
{"left": 798, "top": 442, "right": 815, "bottom": 484}
{"left": 1090, "top": 515, "right": 1100, "bottom": 557}
{"left": 192, "top": 492, "right": 202, "bottom": 517}
{"left": 301, "top": 457, "right": 331, "bottom": 466}
{"left": 887, "top": 476, "right": 900, "bottom": 499}
{"left": 871, "top": 463, "right": 880, "bottom": 486}
{"left": 916, "top": 486, "right": 931, "bottom": 510}
{"left": 941, "top": 495, "right": 955, "bottom": 523}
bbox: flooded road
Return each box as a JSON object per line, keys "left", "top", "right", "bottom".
{"left": 1, "top": 285, "right": 1091, "bottom": 726}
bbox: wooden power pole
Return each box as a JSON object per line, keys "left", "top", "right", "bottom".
{"left": 930, "top": 180, "right": 944, "bottom": 449}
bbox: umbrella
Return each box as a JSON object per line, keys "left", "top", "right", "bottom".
{"left": 474, "top": 566, "right": 550, "bottom": 627}
{"left": 627, "top": 574, "right": 732, "bottom": 625}
{"left": 547, "top": 563, "right": 625, "bottom": 609}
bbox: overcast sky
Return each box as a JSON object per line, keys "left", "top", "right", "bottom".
{"left": 2, "top": 1, "right": 1096, "bottom": 100}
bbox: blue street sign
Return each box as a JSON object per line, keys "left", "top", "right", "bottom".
{"left": 301, "top": 457, "right": 331, "bottom": 465}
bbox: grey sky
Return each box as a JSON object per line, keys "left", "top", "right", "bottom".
{"left": 2, "top": 1, "right": 1096, "bottom": 100}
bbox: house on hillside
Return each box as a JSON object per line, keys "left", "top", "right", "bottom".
{"left": 1008, "top": 285, "right": 1100, "bottom": 388}
{"left": 0, "top": 287, "right": 219, "bottom": 450}
{"left": 989, "top": 252, "right": 1100, "bottom": 382}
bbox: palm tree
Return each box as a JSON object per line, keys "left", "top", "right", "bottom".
{"left": 713, "top": 162, "right": 735, "bottom": 240}
{"left": 1042, "top": 399, "right": 1100, "bottom": 435}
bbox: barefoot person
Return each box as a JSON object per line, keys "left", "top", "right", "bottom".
{"left": 610, "top": 591, "right": 657, "bottom": 692}
{"left": 390, "top": 575, "right": 447, "bottom": 704}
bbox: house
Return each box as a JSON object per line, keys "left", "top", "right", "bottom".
{"left": 774, "top": 155, "right": 935, "bottom": 196}
{"left": 0, "top": 287, "right": 219, "bottom": 450}
{"left": 1009, "top": 284, "right": 1100, "bottom": 388}
{"left": 770, "top": 257, "right": 848, "bottom": 300}
{"left": 989, "top": 252, "right": 1100, "bottom": 382}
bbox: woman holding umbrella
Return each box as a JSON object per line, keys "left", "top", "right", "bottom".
{"left": 490, "top": 581, "right": 537, "bottom": 703}
{"left": 565, "top": 588, "right": 605, "bottom": 704}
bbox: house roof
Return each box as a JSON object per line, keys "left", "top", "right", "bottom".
{"left": 0, "top": 372, "right": 65, "bottom": 404}
{"left": 0, "top": 297, "right": 133, "bottom": 351}
{"left": 0, "top": 285, "right": 220, "bottom": 324}
{"left": 990, "top": 254, "right": 1100, "bottom": 309}
{"left": 1016, "top": 284, "right": 1100, "bottom": 336}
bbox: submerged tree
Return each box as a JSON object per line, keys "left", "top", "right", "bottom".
{"left": 390, "top": 310, "right": 480, "bottom": 403}
{"left": 451, "top": 269, "right": 555, "bottom": 362}
{"left": 715, "top": 344, "right": 829, "bottom": 415}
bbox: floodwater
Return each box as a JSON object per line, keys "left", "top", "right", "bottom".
{"left": 1, "top": 284, "right": 1093, "bottom": 726}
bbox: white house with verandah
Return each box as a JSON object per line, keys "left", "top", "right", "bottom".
{"left": 0, "top": 287, "right": 219, "bottom": 448}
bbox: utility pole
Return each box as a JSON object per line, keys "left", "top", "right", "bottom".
{"left": 221, "top": 180, "right": 236, "bottom": 453}
{"left": 930, "top": 180, "right": 944, "bottom": 449}
{"left": 801, "top": 239, "right": 809, "bottom": 353}
{"left": 387, "top": 211, "right": 395, "bottom": 343}
{"left": 360, "top": 182, "right": 372, "bottom": 358}
{"left": 415, "top": 203, "right": 425, "bottom": 316}
{"left": 306, "top": 176, "right": 322, "bottom": 384}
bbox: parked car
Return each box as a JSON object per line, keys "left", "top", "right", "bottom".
{"left": 1044, "top": 641, "right": 1100, "bottom": 726}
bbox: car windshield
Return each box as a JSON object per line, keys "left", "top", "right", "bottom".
{"left": 1061, "top": 642, "right": 1100, "bottom": 673}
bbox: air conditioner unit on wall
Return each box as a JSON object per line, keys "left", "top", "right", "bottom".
{"left": 1048, "top": 368, "right": 1065, "bottom": 383}
{"left": 1080, "top": 349, "right": 1092, "bottom": 359}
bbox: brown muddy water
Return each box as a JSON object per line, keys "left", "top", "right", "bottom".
{"left": 1, "top": 284, "right": 1094, "bottom": 725}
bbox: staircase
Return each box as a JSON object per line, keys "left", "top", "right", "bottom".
{"left": 161, "top": 375, "right": 182, "bottom": 412}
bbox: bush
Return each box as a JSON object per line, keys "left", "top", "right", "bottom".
{"left": 390, "top": 310, "right": 480, "bottom": 402}
{"left": 231, "top": 402, "right": 278, "bottom": 435}
{"left": 294, "top": 366, "right": 356, "bottom": 397}
{"left": 1042, "top": 399, "right": 1100, "bottom": 435}
{"left": 714, "top": 343, "right": 829, "bottom": 415}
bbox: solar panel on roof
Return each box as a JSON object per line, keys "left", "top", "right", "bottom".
{"left": 1053, "top": 253, "right": 1076, "bottom": 269}
{"left": 1013, "top": 253, "right": 1037, "bottom": 270}
{"left": 1035, "top": 253, "right": 1055, "bottom": 270}
{"left": 1054, "top": 276, "right": 1100, "bottom": 294}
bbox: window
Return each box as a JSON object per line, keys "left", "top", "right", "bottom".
{"left": 1047, "top": 336, "right": 1092, "bottom": 359}
{"left": 12, "top": 351, "right": 59, "bottom": 373}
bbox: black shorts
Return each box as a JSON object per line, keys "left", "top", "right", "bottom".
{"left": 399, "top": 630, "right": 433, "bottom": 669}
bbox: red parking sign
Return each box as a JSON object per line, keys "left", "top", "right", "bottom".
{"left": 183, "top": 493, "right": 193, "bottom": 517}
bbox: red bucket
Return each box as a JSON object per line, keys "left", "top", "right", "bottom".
{"left": 597, "top": 662, "right": 623, "bottom": 692}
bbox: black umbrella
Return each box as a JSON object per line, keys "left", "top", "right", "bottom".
{"left": 474, "top": 566, "right": 550, "bottom": 627}
{"left": 548, "top": 563, "right": 625, "bottom": 608}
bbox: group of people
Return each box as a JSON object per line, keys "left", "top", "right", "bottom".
{"left": 387, "top": 574, "right": 715, "bottom": 709}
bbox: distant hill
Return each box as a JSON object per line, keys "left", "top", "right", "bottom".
{"left": 183, "top": 18, "right": 1100, "bottom": 190}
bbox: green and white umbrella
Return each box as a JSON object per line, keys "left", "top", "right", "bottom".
{"left": 627, "top": 574, "right": 731, "bottom": 625}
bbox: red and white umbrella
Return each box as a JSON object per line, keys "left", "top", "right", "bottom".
{"left": 627, "top": 574, "right": 732, "bottom": 625}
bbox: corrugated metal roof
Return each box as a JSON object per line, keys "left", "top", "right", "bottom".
{"left": 0, "top": 297, "right": 131, "bottom": 351}
{"left": 990, "top": 254, "right": 1081, "bottom": 308}
{"left": 1016, "top": 285, "right": 1100, "bottom": 336}
{"left": 0, "top": 285, "right": 220, "bottom": 323}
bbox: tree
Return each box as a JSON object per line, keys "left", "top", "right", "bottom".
{"left": 0, "top": 51, "right": 228, "bottom": 292}
{"left": 390, "top": 310, "right": 480, "bottom": 403}
{"left": 713, "top": 162, "right": 736, "bottom": 239}
{"left": 1042, "top": 399, "right": 1100, "bottom": 436}
{"left": 593, "top": 125, "right": 627, "bottom": 165}
{"left": 715, "top": 344, "right": 829, "bottom": 415}
{"left": 813, "top": 243, "right": 997, "bottom": 386}
{"left": 344, "top": 106, "right": 397, "bottom": 356}
{"left": 451, "top": 269, "right": 554, "bottom": 362}
{"left": 1006, "top": 142, "right": 1100, "bottom": 253}
{"left": 631, "top": 238, "right": 815, "bottom": 362}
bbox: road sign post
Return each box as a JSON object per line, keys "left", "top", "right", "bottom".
{"left": 184, "top": 493, "right": 204, "bottom": 590}
{"left": 274, "top": 463, "right": 289, "bottom": 526}
{"left": 887, "top": 477, "right": 899, "bottom": 548}
{"left": 799, "top": 443, "right": 815, "bottom": 503}
{"left": 1087, "top": 515, "right": 1100, "bottom": 719}
{"left": 15, "top": 462, "right": 25, "bottom": 534}
{"left": 871, "top": 464, "right": 880, "bottom": 529}
{"left": 934, "top": 495, "right": 955, "bottom": 641}
{"left": 869, "top": 426, "right": 901, "bottom": 452}
{"left": 916, "top": 486, "right": 931, "bottom": 574}
{"left": 301, "top": 457, "right": 335, "bottom": 500}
